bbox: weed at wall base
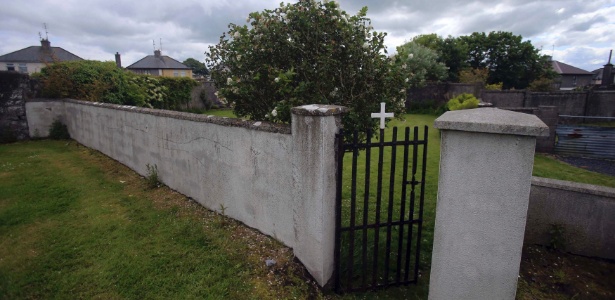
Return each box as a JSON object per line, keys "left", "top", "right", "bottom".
{"left": 48, "top": 119, "right": 70, "bottom": 140}
{"left": 145, "top": 163, "right": 161, "bottom": 189}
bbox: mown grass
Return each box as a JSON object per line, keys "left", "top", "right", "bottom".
{"left": 0, "top": 141, "right": 319, "bottom": 299}
{"left": 533, "top": 154, "right": 615, "bottom": 188}
{"left": 203, "top": 108, "right": 238, "bottom": 118}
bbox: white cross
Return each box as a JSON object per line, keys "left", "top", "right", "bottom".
{"left": 371, "top": 102, "right": 394, "bottom": 129}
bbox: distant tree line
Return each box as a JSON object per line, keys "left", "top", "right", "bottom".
{"left": 407, "top": 31, "right": 556, "bottom": 90}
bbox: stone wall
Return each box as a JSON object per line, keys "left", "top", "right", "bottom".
{"left": 26, "top": 99, "right": 344, "bottom": 286}
{"left": 0, "top": 71, "right": 30, "bottom": 142}
{"left": 410, "top": 83, "right": 615, "bottom": 119}
{"left": 586, "top": 91, "right": 615, "bottom": 118}
{"left": 525, "top": 177, "right": 615, "bottom": 260}
{"left": 527, "top": 92, "right": 587, "bottom": 116}
{"left": 406, "top": 82, "right": 482, "bottom": 108}
{"left": 480, "top": 90, "right": 526, "bottom": 107}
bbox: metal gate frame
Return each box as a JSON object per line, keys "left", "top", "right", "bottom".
{"left": 334, "top": 126, "right": 428, "bottom": 293}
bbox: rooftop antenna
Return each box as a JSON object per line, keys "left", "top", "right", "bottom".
{"left": 159, "top": 38, "right": 162, "bottom": 52}
{"left": 608, "top": 50, "right": 613, "bottom": 64}
{"left": 551, "top": 45, "right": 555, "bottom": 59}
{"left": 43, "top": 23, "right": 49, "bottom": 40}
{"left": 153, "top": 39, "right": 156, "bottom": 51}
{"left": 38, "top": 32, "right": 42, "bottom": 41}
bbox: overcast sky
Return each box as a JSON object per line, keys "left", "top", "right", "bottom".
{"left": 1, "top": 0, "right": 613, "bottom": 72}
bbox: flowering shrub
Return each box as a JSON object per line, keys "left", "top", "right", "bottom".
{"left": 206, "top": 0, "right": 413, "bottom": 133}
{"left": 393, "top": 42, "right": 447, "bottom": 87}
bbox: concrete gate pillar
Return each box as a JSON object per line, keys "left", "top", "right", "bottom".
{"left": 429, "top": 108, "right": 548, "bottom": 299}
{"left": 290, "top": 104, "right": 347, "bottom": 287}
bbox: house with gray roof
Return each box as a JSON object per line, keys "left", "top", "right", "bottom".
{"left": 125, "top": 50, "right": 192, "bottom": 78}
{"left": 0, "top": 39, "right": 83, "bottom": 74}
{"left": 550, "top": 60, "right": 593, "bottom": 90}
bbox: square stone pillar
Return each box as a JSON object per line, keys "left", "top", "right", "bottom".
{"left": 429, "top": 108, "right": 548, "bottom": 300}
{"left": 290, "top": 104, "right": 347, "bottom": 287}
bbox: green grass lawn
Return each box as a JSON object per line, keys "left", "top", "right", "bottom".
{"left": 1, "top": 113, "right": 612, "bottom": 299}
{"left": 0, "top": 141, "right": 319, "bottom": 299}
{"left": 203, "top": 108, "right": 238, "bottom": 118}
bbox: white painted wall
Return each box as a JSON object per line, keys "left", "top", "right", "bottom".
{"left": 0, "top": 62, "right": 47, "bottom": 74}
{"left": 25, "top": 99, "right": 344, "bottom": 287}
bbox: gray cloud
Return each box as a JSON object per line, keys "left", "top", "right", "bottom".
{"left": 0, "top": 0, "right": 612, "bottom": 72}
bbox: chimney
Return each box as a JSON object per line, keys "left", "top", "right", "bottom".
{"left": 154, "top": 49, "right": 161, "bottom": 57}
{"left": 40, "top": 39, "right": 51, "bottom": 50}
{"left": 601, "top": 50, "right": 613, "bottom": 88}
{"left": 115, "top": 52, "right": 122, "bottom": 68}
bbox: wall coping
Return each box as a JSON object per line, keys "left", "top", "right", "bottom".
{"left": 434, "top": 108, "right": 549, "bottom": 137}
{"left": 28, "top": 98, "right": 292, "bottom": 134}
{"left": 531, "top": 176, "right": 615, "bottom": 198}
{"left": 291, "top": 104, "right": 348, "bottom": 116}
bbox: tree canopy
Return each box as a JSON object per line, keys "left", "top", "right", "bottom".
{"left": 206, "top": 0, "right": 417, "bottom": 134}
{"left": 182, "top": 58, "right": 209, "bottom": 77}
{"left": 409, "top": 31, "right": 552, "bottom": 89}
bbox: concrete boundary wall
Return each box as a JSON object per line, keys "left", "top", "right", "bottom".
{"left": 26, "top": 99, "right": 345, "bottom": 286}
{"left": 525, "top": 176, "right": 615, "bottom": 260}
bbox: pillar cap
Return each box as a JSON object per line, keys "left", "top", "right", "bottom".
{"left": 291, "top": 104, "right": 348, "bottom": 116}
{"left": 435, "top": 108, "right": 549, "bottom": 137}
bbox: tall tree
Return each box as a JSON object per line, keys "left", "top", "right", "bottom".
{"left": 459, "top": 31, "right": 549, "bottom": 89}
{"left": 410, "top": 34, "right": 468, "bottom": 82}
{"left": 182, "top": 58, "right": 209, "bottom": 76}
{"left": 206, "top": 1, "right": 412, "bottom": 136}
{"left": 395, "top": 41, "right": 447, "bottom": 86}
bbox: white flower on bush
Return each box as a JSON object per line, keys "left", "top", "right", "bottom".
{"left": 271, "top": 109, "right": 278, "bottom": 117}
{"left": 246, "top": 17, "right": 250, "bottom": 23}
{"left": 274, "top": 77, "right": 280, "bottom": 83}
{"left": 405, "top": 78, "right": 409, "bottom": 83}
{"left": 363, "top": 42, "right": 369, "bottom": 49}
{"left": 408, "top": 53, "right": 414, "bottom": 59}
{"left": 227, "top": 77, "right": 233, "bottom": 85}
{"left": 237, "top": 55, "right": 242, "bottom": 61}
{"left": 399, "top": 88, "right": 405, "bottom": 94}
{"left": 402, "top": 64, "right": 407, "bottom": 70}
{"left": 233, "top": 31, "right": 241, "bottom": 39}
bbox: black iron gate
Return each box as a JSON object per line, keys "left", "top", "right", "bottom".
{"left": 334, "top": 126, "right": 428, "bottom": 293}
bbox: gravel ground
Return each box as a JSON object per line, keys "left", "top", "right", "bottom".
{"left": 555, "top": 155, "right": 615, "bottom": 177}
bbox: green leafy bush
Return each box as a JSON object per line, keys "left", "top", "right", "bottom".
{"left": 485, "top": 82, "right": 503, "bottom": 90}
{"left": 48, "top": 119, "right": 70, "bottom": 140}
{"left": 528, "top": 77, "right": 557, "bottom": 92}
{"left": 206, "top": 0, "right": 412, "bottom": 135}
{"left": 39, "top": 61, "right": 197, "bottom": 110}
{"left": 447, "top": 93, "right": 479, "bottom": 111}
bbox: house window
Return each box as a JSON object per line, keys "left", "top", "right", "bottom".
{"left": 6, "top": 63, "right": 15, "bottom": 71}
{"left": 180, "top": 71, "right": 186, "bottom": 77}
{"left": 18, "top": 64, "right": 27, "bottom": 73}
{"left": 173, "top": 71, "right": 179, "bottom": 77}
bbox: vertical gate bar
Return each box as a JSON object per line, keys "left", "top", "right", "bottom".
{"left": 404, "top": 126, "right": 420, "bottom": 281}
{"left": 372, "top": 128, "right": 385, "bottom": 287}
{"left": 347, "top": 130, "right": 360, "bottom": 290}
{"left": 334, "top": 130, "right": 344, "bottom": 292}
{"left": 395, "top": 127, "right": 411, "bottom": 282}
{"left": 413, "top": 126, "right": 429, "bottom": 281}
{"left": 383, "top": 127, "right": 398, "bottom": 286}
{"left": 361, "top": 129, "right": 372, "bottom": 290}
